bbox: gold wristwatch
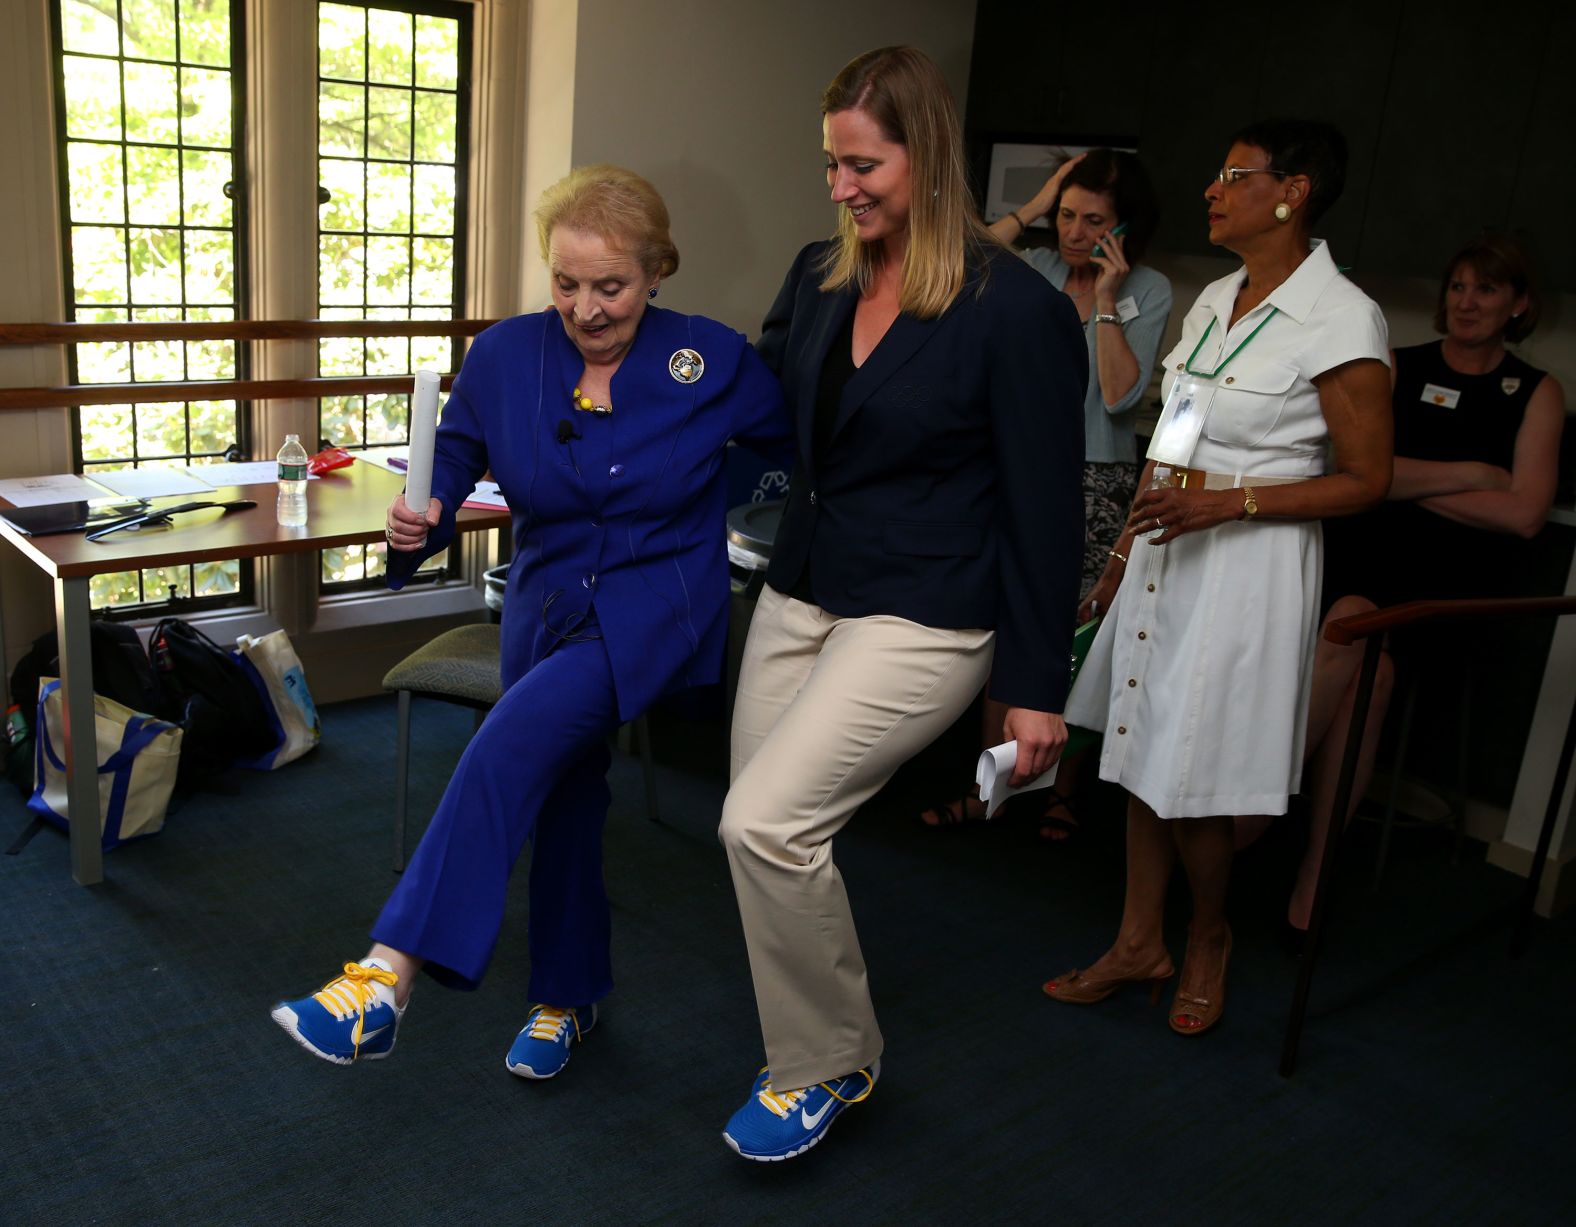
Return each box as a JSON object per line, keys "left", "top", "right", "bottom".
{"left": 1241, "top": 486, "right": 1259, "bottom": 519}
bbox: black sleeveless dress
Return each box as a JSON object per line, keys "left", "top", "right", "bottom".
{"left": 1324, "top": 340, "right": 1547, "bottom": 612}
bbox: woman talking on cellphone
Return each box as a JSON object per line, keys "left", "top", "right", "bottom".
{"left": 922, "top": 148, "right": 1173, "bottom": 836}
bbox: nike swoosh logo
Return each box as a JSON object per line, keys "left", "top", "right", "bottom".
{"left": 358, "top": 1024, "right": 390, "bottom": 1042}
{"left": 800, "top": 1099, "right": 834, "bottom": 1130}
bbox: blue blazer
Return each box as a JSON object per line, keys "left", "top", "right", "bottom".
{"left": 389, "top": 307, "right": 788, "bottom": 722}
{"left": 758, "top": 240, "right": 1086, "bottom": 711}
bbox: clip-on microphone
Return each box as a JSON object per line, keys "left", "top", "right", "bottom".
{"left": 556, "top": 419, "right": 583, "bottom": 476}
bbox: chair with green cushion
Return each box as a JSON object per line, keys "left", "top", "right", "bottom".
{"left": 383, "top": 623, "right": 660, "bottom": 871}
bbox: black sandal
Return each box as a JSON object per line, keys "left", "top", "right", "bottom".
{"left": 919, "top": 791, "right": 986, "bottom": 828}
{"left": 1038, "top": 787, "right": 1081, "bottom": 842}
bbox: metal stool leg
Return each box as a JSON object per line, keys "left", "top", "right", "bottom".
{"left": 1451, "top": 675, "right": 1472, "bottom": 864}
{"left": 1512, "top": 682, "right": 1576, "bottom": 957}
{"left": 1373, "top": 678, "right": 1418, "bottom": 891}
{"left": 393, "top": 689, "right": 412, "bottom": 872}
{"left": 1282, "top": 634, "right": 1384, "bottom": 1077}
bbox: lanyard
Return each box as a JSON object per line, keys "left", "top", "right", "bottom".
{"left": 1183, "top": 308, "right": 1279, "bottom": 378}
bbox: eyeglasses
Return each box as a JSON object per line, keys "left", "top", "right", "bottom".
{"left": 1213, "top": 166, "right": 1288, "bottom": 186}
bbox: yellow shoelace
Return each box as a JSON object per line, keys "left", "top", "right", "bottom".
{"left": 311, "top": 962, "right": 399, "bottom": 1060}
{"left": 754, "top": 1065, "right": 876, "bottom": 1118}
{"left": 525, "top": 1005, "right": 584, "bottom": 1043}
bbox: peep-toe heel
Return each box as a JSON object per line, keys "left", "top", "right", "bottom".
{"left": 1043, "top": 954, "right": 1174, "bottom": 1005}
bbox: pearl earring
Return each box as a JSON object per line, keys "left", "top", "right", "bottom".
{"left": 1274, "top": 203, "right": 1292, "bottom": 222}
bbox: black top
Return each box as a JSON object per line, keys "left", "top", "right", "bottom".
{"left": 1324, "top": 340, "right": 1548, "bottom": 610}
{"left": 755, "top": 238, "right": 1088, "bottom": 711}
{"left": 1392, "top": 339, "right": 1543, "bottom": 469}
{"left": 791, "top": 309, "right": 858, "bottom": 603}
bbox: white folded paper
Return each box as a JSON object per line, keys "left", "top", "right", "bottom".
{"left": 975, "top": 740, "right": 1060, "bottom": 819}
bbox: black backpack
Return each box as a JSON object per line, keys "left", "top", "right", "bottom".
{"left": 149, "top": 618, "right": 277, "bottom": 775}
{"left": 9, "top": 621, "right": 173, "bottom": 728}
{"left": 6, "top": 621, "right": 176, "bottom": 800}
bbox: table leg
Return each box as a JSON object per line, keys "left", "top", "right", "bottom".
{"left": 55, "top": 575, "right": 102, "bottom": 886}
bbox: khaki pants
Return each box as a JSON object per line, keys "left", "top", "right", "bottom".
{"left": 720, "top": 586, "right": 994, "bottom": 1089}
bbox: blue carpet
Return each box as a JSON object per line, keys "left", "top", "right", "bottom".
{"left": 0, "top": 695, "right": 1571, "bottom": 1225}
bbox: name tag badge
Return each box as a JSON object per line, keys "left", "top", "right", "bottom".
{"left": 1421, "top": 382, "right": 1461, "bottom": 409}
{"left": 1148, "top": 374, "right": 1214, "bottom": 466}
{"left": 1115, "top": 295, "right": 1140, "bottom": 323}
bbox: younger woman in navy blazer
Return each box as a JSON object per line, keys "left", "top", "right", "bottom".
{"left": 717, "top": 46, "right": 1086, "bottom": 1162}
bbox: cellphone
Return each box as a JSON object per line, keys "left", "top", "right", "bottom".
{"left": 1091, "top": 221, "right": 1129, "bottom": 259}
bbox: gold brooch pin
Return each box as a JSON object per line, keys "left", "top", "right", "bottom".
{"left": 669, "top": 348, "right": 704, "bottom": 384}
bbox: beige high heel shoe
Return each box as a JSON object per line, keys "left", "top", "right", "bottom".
{"left": 1169, "top": 928, "right": 1233, "bottom": 1036}
{"left": 1043, "top": 954, "right": 1174, "bottom": 1005}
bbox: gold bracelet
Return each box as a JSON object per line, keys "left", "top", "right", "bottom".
{"left": 1108, "top": 548, "right": 1128, "bottom": 563}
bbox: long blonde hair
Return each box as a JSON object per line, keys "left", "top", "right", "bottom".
{"left": 817, "top": 47, "right": 997, "bottom": 319}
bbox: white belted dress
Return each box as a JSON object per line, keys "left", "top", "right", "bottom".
{"left": 1064, "top": 242, "right": 1388, "bottom": 819}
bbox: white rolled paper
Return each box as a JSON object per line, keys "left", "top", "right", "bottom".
{"left": 404, "top": 369, "right": 440, "bottom": 514}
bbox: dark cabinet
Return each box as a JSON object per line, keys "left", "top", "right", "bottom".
{"left": 964, "top": 3, "right": 1058, "bottom": 138}
{"left": 1138, "top": 8, "right": 1266, "bottom": 257}
{"left": 965, "top": 5, "right": 1153, "bottom": 139}
{"left": 1357, "top": 2, "right": 1550, "bottom": 278}
{"left": 1506, "top": 8, "right": 1576, "bottom": 292}
{"left": 964, "top": 0, "right": 1576, "bottom": 290}
{"left": 1250, "top": 1, "right": 1400, "bottom": 270}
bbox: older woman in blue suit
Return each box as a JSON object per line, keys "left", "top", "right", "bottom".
{"left": 717, "top": 47, "right": 1087, "bottom": 1161}
{"left": 271, "top": 165, "right": 787, "bottom": 1079}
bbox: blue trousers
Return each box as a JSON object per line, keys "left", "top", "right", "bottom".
{"left": 372, "top": 635, "right": 621, "bottom": 1002}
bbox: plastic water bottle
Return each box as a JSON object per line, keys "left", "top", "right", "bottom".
{"left": 276, "top": 434, "right": 309, "bottom": 527}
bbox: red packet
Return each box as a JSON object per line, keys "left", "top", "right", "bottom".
{"left": 308, "top": 447, "right": 355, "bottom": 475}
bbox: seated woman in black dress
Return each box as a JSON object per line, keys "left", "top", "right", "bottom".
{"left": 1240, "top": 233, "right": 1567, "bottom": 937}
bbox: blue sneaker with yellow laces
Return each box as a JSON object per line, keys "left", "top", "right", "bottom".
{"left": 270, "top": 958, "right": 405, "bottom": 1065}
{"left": 505, "top": 1003, "right": 597, "bottom": 1079}
{"left": 722, "top": 1059, "right": 880, "bottom": 1161}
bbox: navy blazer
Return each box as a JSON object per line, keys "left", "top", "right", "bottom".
{"left": 758, "top": 239, "right": 1086, "bottom": 711}
{"left": 389, "top": 306, "right": 788, "bottom": 722}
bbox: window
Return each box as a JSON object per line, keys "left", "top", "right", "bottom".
{"left": 316, "top": 0, "right": 470, "bottom": 589}
{"left": 53, "top": 0, "right": 249, "bottom": 612}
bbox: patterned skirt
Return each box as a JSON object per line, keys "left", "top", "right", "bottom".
{"left": 1081, "top": 461, "right": 1139, "bottom": 603}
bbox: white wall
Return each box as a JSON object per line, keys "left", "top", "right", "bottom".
{"left": 559, "top": 0, "right": 979, "bottom": 335}
{"left": 0, "top": 0, "right": 72, "bottom": 674}
{"left": 0, "top": 0, "right": 979, "bottom": 679}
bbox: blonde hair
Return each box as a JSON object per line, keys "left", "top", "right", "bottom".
{"left": 818, "top": 47, "right": 998, "bottom": 319}
{"left": 534, "top": 164, "right": 680, "bottom": 278}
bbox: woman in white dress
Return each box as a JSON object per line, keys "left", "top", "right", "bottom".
{"left": 1047, "top": 120, "right": 1393, "bottom": 1035}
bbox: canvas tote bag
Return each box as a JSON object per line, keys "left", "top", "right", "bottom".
{"left": 234, "top": 631, "right": 321, "bottom": 769}
{"left": 28, "top": 678, "right": 184, "bottom": 848}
